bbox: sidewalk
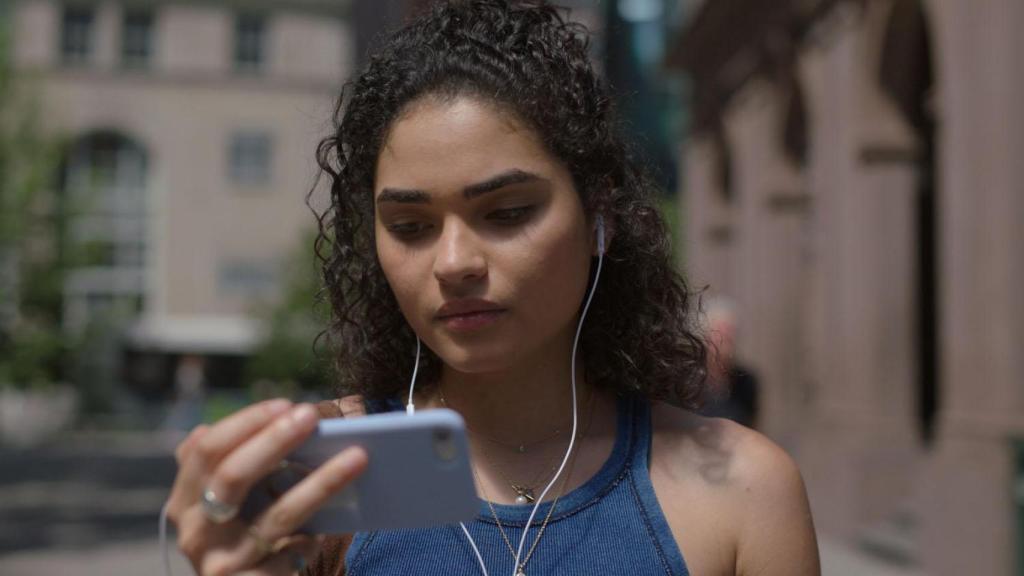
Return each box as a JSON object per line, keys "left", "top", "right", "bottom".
{"left": 819, "top": 538, "right": 925, "bottom": 576}
{"left": 0, "top": 536, "right": 923, "bottom": 576}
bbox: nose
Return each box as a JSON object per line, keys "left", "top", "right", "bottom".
{"left": 433, "top": 219, "right": 487, "bottom": 286}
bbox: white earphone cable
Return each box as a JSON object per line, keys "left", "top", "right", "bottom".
{"left": 460, "top": 521, "right": 491, "bottom": 576}
{"left": 511, "top": 239, "right": 603, "bottom": 576}
{"left": 159, "top": 501, "right": 174, "bottom": 576}
{"left": 407, "top": 338, "right": 422, "bottom": 415}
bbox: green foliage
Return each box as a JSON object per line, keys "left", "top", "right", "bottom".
{"left": 657, "top": 193, "right": 683, "bottom": 267}
{"left": 0, "top": 28, "right": 61, "bottom": 247}
{"left": 0, "top": 15, "right": 71, "bottom": 389}
{"left": 243, "top": 230, "right": 334, "bottom": 396}
{"left": 0, "top": 323, "right": 69, "bottom": 389}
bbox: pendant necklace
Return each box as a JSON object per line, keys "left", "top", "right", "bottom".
{"left": 440, "top": 386, "right": 596, "bottom": 504}
{"left": 476, "top": 391, "right": 597, "bottom": 504}
{"left": 473, "top": 433, "right": 582, "bottom": 576}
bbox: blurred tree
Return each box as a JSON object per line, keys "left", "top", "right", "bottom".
{"left": 243, "top": 229, "right": 334, "bottom": 398}
{"left": 0, "top": 15, "right": 71, "bottom": 389}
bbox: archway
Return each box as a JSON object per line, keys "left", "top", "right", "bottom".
{"left": 59, "top": 130, "right": 149, "bottom": 332}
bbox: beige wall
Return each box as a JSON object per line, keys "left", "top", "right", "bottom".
{"left": 681, "top": 135, "right": 735, "bottom": 297}
{"left": 924, "top": 0, "right": 1024, "bottom": 574}
{"left": 720, "top": 80, "right": 808, "bottom": 449}
{"left": 796, "top": 0, "right": 924, "bottom": 540}
{"left": 680, "top": 0, "right": 1024, "bottom": 573}
{"left": 12, "top": 0, "right": 352, "bottom": 349}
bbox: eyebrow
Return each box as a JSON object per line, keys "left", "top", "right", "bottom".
{"left": 376, "top": 169, "right": 547, "bottom": 205}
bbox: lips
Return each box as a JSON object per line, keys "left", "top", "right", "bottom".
{"left": 435, "top": 299, "right": 507, "bottom": 331}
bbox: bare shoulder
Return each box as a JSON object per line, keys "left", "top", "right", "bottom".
{"left": 650, "top": 402, "right": 793, "bottom": 488}
{"left": 649, "top": 402, "right": 820, "bottom": 576}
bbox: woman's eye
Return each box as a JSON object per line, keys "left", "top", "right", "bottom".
{"left": 487, "top": 206, "right": 535, "bottom": 225}
{"left": 387, "top": 221, "right": 431, "bottom": 238}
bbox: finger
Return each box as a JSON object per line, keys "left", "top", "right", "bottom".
{"left": 174, "top": 507, "right": 317, "bottom": 575}
{"left": 174, "top": 504, "right": 243, "bottom": 567}
{"left": 338, "top": 395, "right": 366, "bottom": 418}
{"left": 175, "top": 424, "right": 210, "bottom": 465}
{"left": 233, "top": 535, "right": 321, "bottom": 576}
{"left": 187, "top": 398, "right": 294, "bottom": 474}
{"left": 203, "top": 404, "right": 320, "bottom": 514}
{"left": 165, "top": 424, "right": 208, "bottom": 524}
{"left": 218, "top": 446, "right": 367, "bottom": 572}
{"left": 169, "top": 399, "right": 292, "bottom": 517}
{"left": 202, "top": 524, "right": 320, "bottom": 576}
{"left": 254, "top": 446, "right": 368, "bottom": 539}
{"left": 265, "top": 535, "right": 321, "bottom": 575}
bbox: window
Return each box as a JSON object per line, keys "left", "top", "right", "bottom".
{"left": 61, "top": 132, "right": 149, "bottom": 333}
{"left": 234, "top": 14, "right": 266, "bottom": 73}
{"left": 229, "top": 131, "right": 272, "bottom": 186}
{"left": 218, "top": 261, "right": 279, "bottom": 297}
{"left": 61, "top": 6, "right": 95, "bottom": 65}
{"left": 64, "top": 133, "right": 149, "bottom": 267}
{"left": 121, "top": 10, "right": 154, "bottom": 69}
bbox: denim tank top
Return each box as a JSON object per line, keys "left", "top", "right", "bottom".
{"left": 344, "top": 396, "right": 690, "bottom": 575}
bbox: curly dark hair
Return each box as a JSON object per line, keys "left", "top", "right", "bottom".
{"left": 310, "top": 0, "right": 707, "bottom": 408}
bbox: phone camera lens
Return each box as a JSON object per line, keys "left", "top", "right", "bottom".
{"left": 433, "top": 428, "right": 456, "bottom": 462}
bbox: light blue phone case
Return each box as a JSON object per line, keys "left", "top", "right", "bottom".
{"left": 240, "top": 408, "right": 478, "bottom": 534}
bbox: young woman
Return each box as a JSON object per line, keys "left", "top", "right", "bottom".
{"left": 164, "top": 2, "right": 820, "bottom": 575}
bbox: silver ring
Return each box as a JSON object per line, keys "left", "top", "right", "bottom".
{"left": 200, "top": 487, "right": 239, "bottom": 524}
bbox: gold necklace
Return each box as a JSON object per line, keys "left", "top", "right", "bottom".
{"left": 473, "top": 437, "right": 581, "bottom": 576}
{"left": 478, "top": 442, "right": 562, "bottom": 504}
{"left": 475, "top": 392, "right": 597, "bottom": 504}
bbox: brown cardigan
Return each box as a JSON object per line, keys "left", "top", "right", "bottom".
{"left": 300, "top": 397, "right": 367, "bottom": 576}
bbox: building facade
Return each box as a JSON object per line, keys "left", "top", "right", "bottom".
{"left": 10, "top": 0, "right": 352, "bottom": 385}
{"left": 671, "top": 0, "right": 1023, "bottom": 574}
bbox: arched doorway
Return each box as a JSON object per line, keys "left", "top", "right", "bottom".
{"left": 60, "top": 131, "right": 149, "bottom": 333}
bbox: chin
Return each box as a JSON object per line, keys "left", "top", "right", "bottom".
{"left": 433, "top": 341, "right": 518, "bottom": 375}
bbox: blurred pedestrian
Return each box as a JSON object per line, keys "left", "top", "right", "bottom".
{"left": 161, "top": 354, "right": 206, "bottom": 445}
{"left": 699, "top": 297, "right": 761, "bottom": 429}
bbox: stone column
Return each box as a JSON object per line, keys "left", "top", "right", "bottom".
{"left": 722, "top": 80, "right": 807, "bottom": 448}
{"left": 923, "top": 0, "right": 1024, "bottom": 574}
{"left": 796, "top": 0, "right": 924, "bottom": 539}
{"left": 681, "top": 136, "right": 736, "bottom": 298}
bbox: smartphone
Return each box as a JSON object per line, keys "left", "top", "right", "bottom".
{"left": 239, "top": 408, "right": 478, "bottom": 534}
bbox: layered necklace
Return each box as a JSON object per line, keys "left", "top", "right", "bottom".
{"left": 439, "top": 387, "right": 596, "bottom": 504}
{"left": 468, "top": 403, "right": 593, "bottom": 573}
{"left": 472, "top": 444, "right": 580, "bottom": 576}
{"left": 443, "top": 387, "right": 598, "bottom": 576}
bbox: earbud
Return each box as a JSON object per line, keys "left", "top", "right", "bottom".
{"left": 595, "top": 215, "right": 606, "bottom": 256}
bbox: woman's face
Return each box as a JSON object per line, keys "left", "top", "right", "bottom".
{"left": 374, "top": 96, "right": 595, "bottom": 374}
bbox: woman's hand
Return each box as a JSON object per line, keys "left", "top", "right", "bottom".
{"left": 164, "top": 399, "right": 369, "bottom": 576}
